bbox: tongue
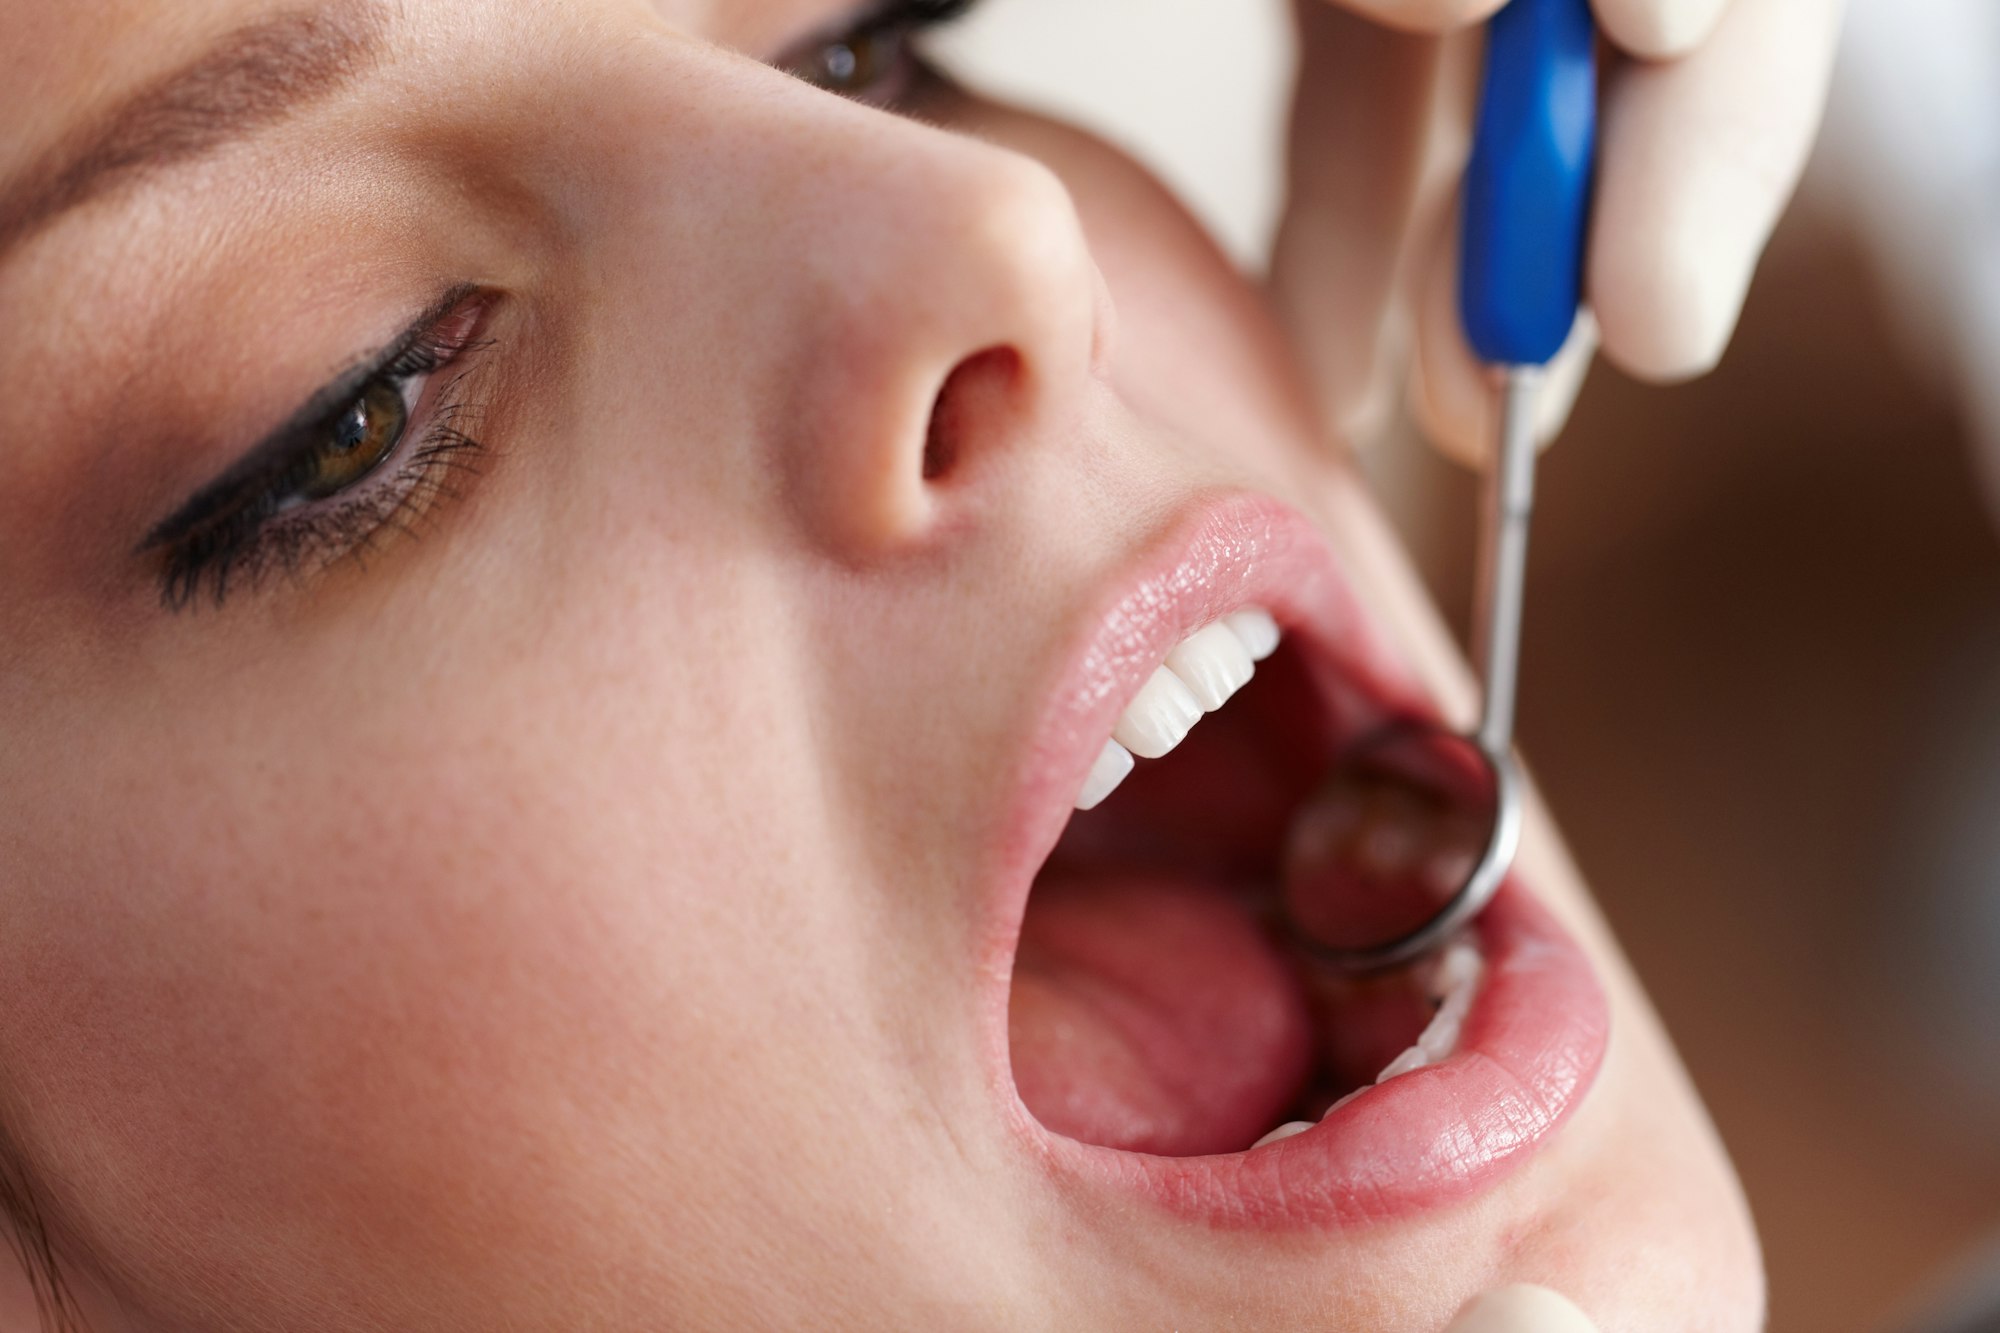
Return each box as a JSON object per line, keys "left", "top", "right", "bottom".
{"left": 1008, "top": 872, "right": 1313, "bottom": 1157}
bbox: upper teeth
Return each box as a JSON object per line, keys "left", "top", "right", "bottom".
{"left": 1073, "top": 607, "right": 1280, "bottom": 810}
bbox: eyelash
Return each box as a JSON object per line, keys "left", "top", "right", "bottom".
{"left": 788, "top": 0, "right": 980, "bottom": 104}
{"left": 149, "top": 302, "right": 493, "bottom": 612}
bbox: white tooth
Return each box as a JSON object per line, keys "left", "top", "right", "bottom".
{"left": 1427, "top": 940, "right": 1483, "bottom": 995}
{"left": 1252, "top": 1120, "right": 1315, "bottom": 1148}
{"left": 1223, "top": 607, "right": 1281, "bottom": 661}
{"left": 1415, "top": 944, "right": 1484, "bottom": 1062}
{"left": 1375, "top": 1045, "right": 1430, "bottom": 1084}
{"left": 1322, "top": 1087, "right": 1364, "bottom": 1119}
{"left": 1111, "top": 666, "right": 1204, "bottom": 759}
{"left": 1074, "top": 739, "right": 1136, "bottom": 811}
{"left": 1164, "top": 622, "right": 1256, "bottom": 712}
{"left": 1370, "top": 945, "right": 1486, "bottom": 1088}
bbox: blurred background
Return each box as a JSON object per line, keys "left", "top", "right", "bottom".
{"left": 933, "top": 4, "right": 2000, "bottom": 1330}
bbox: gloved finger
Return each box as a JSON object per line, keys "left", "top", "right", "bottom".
{"left": 1590, "top": 0, "right": 1733, "bottom": 59}
{"left": 1308, "top": 0, "right": 1726, "bottom": 56}
{"left": 1444, "top": 1284, "right": 1603, "bottom": 1332}
{"left": 1271, "top": 4, "right": 1480, "bottom": 446}
{"left": 1410, "top": 207, "right": 1599, "bottom": 465}
{"left": 1589, "top": 0, "right": 1843, "bottom": 382}
{"left": 1306, "top": 0, "right": 1507, "bottom": 37}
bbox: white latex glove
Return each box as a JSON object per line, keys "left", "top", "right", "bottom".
{"left": 1271, "top": 0, "right": 1843, "bottom": 463}
{"left": 1444, "top": 1284, "right": 1604, "bottom": 1332}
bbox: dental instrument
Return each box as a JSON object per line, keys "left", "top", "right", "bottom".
{"left": 1283, "top": 0, "right": 1598, "bottom": 971}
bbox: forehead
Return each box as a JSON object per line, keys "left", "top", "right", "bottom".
{"left": 0, "top": 0, "right": 847, "bottom": 178}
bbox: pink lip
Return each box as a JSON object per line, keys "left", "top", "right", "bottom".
{"left": 978, "top": 490, "right": 1610, "bottom": 1228}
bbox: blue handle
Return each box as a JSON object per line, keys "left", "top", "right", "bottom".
{"left": 1458, "top": 0, "right": 1598, "bottom": 367}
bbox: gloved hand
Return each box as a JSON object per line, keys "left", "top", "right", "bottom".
{"left": 1271, "top": 0, "right": 1843, "bottom": 463}
{"left": 1445, "top": 1284, "right": 1603, "bottom": 1332}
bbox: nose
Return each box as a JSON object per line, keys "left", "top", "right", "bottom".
{"left": 758, "top": 89, "right": 1112, "bottom": 555}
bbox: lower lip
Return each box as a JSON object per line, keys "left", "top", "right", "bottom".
{"left": 1024, "top": 879, "right": 1609, "bottom": 1228}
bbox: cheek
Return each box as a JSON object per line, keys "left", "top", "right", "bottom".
{"left": 0, "top": 610, "right": 876, "bottom": 1294}
{"left": 0, "top": 502, "right": 1021, "bottom": 1316}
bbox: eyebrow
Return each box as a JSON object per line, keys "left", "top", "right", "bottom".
{"left": 0, "top": 1, "right": 388, "bottom": 258}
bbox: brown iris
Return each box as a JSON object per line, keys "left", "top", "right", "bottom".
{"left": 298, "top": 377, "right": 406, "bottom": 500}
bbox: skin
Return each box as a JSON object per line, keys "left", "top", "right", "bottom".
{"left": 0, "top": 1, "right": 1760, "bottom": 1329}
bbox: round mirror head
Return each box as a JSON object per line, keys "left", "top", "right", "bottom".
{"left": 1280, "top": 720, "right": 1518, "bottom": 970}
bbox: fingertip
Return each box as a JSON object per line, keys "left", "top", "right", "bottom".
{"left": 1535, "top": 309, "right": 1599, "bottom": 441}
{"left": 1445, "top": 1284, "right": 1603, "bottom": 1333}
{"left": 1408, "top": 342, "right": 1493, "bottom": 468}
{"left": 1592, "top": 214, "right": 1747, "bottom": 383}
{"left": 1321, "top": 0, "right": 1508, "bottom": 37}
{"left": 1413, "top": 312, "right": 1594, "bottom": 458}
{"left": 1588, "top": 0, "right": 1840, "bottom": 382}
{"left": 1411, "top": 226, "right": 1496, "bottom": 466}
{"left": 1590, "top": 0, "right": 1730, "bottom": 59}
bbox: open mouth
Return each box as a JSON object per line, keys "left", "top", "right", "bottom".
{"left": 991, "top": 493, "right": 1609, "bottom": 1228}
{"left": 1014, "top": 618, "right": 1478, "bottom": 1157}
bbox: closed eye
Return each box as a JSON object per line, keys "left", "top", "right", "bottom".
{"left": 778, "top": 0, "right": 980, "bottom": 106}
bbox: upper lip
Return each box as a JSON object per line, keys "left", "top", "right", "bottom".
{"left": 975, "top": 488, "right": 1610, "bottom": 1229}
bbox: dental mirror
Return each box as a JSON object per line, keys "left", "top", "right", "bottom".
{"left": 1280, "top": 371, "right": 1537, "bottom": 973}
{"left": 1283, "top": 0, "right": 1595, "bottom": 972}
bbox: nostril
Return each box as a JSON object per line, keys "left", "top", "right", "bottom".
{"left": 921, "top": 400, "right": 952, "bottom": 482}
{"left": 922, "top": 346, "right": 1022, "bottom": 483}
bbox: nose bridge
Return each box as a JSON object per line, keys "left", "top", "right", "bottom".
{"left": 859, "top": 133, "right": 1104, "bottom": 393}
{"left": 768, "top": 91, "right": 1110, "bottom": 556}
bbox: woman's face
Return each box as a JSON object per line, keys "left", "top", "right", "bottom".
{"left": 0, "top": 1, "right": 1759, "bottom": 1328}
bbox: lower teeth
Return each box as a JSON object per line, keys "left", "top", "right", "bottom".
{"left": 1251, "top": 940, "right": 1486, "bottom": 1149}
{"left": 1369, "top": 940, "right": 1484, "bottom": 1083}
{"left": 1251, "top": 1119, "right": 1315, "bottom": 1148}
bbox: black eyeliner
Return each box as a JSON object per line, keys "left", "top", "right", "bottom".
{"left": 854, "top": 0, "right": 975, "bottom": 39}
{"left": 781, "top": 0, "right": 977, "bottom": 83}
{"left": 137, "top": 282, "right": 479, "bottom": 557}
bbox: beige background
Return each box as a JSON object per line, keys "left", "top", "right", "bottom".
{"left": 925, "top": 0, "right": 1292, "bottom": 271}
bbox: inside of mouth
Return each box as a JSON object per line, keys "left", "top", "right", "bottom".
{"left": 1008, "top": 639, "right": 1477, "bottom": 1158}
